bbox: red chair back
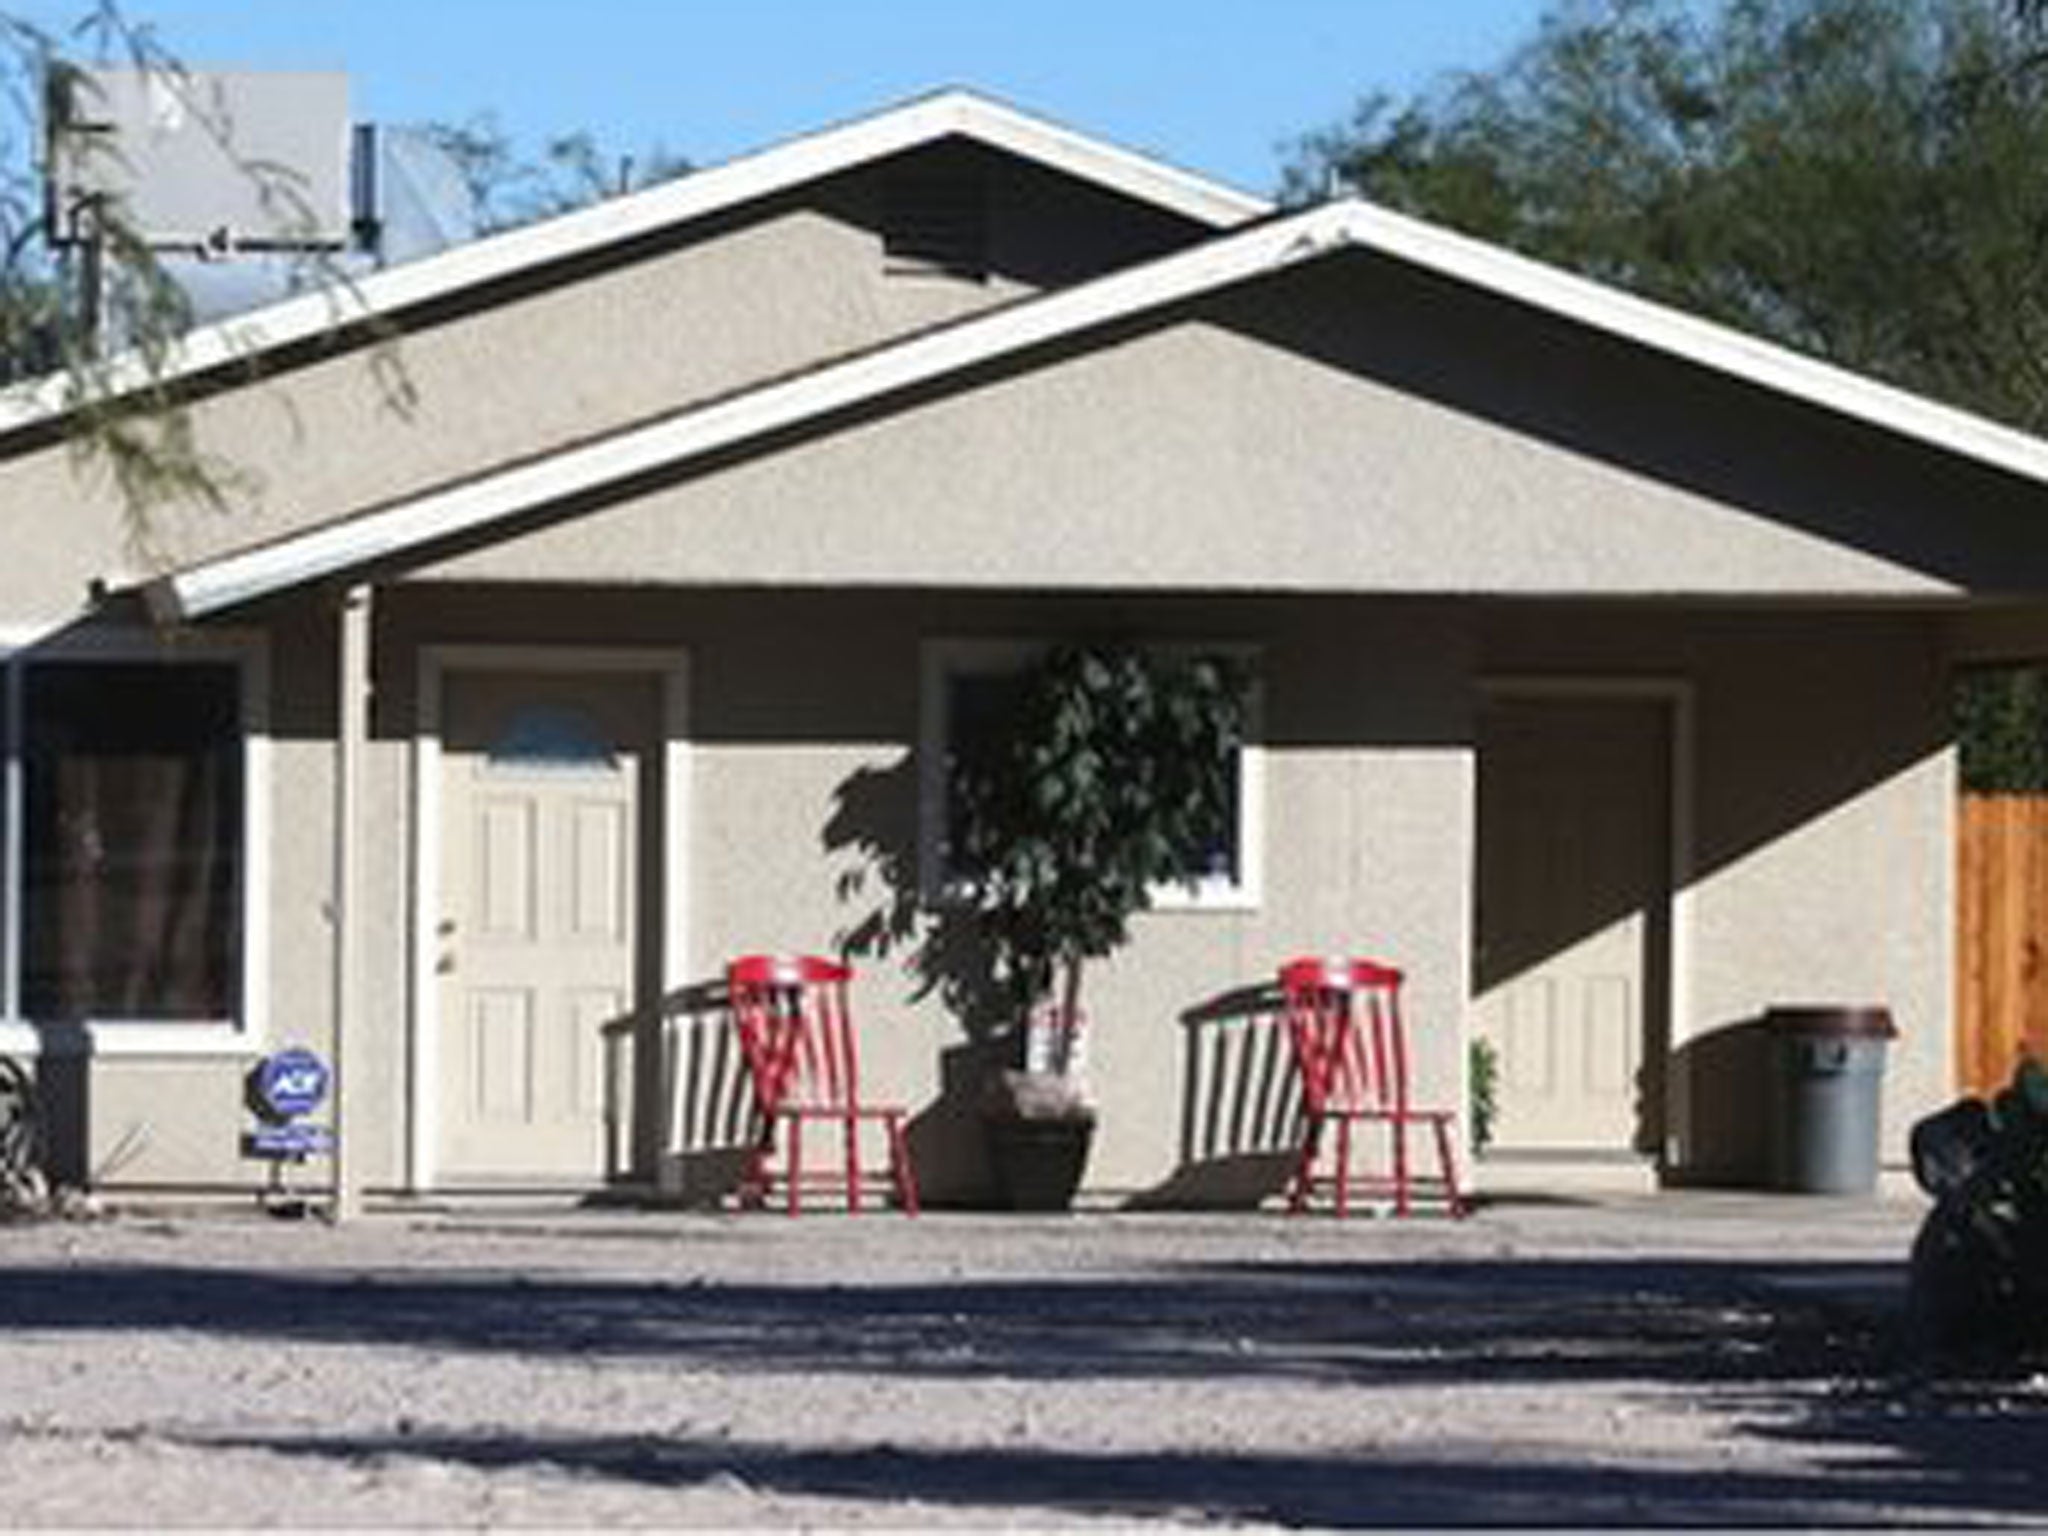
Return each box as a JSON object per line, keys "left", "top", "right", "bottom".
{"left": 727, "top": 954, "right": 863, "bottom": 1115}
{"left": 1278, "top": 957, "right": 1410, "bottom": 1120}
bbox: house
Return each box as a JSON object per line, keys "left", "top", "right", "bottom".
{"left": 0, "top": 88, "right": 2030, "bottom": 1206}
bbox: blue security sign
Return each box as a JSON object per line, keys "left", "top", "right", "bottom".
{"left": 251, "top": 1048, "right": 330, "bottom": 1123}
{"left": 243, "top": 1123, "right": 335, "bottom": 1158}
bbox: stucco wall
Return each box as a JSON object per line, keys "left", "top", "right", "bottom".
{"left": 0, "top": 141, "right": 1214, "bottom": 621}
{"left": 421, "top": 253, "right": 2048, "bottom": 601}
{"left": 46, "top": 588, "right": 1959, "bottom": 1203}
{"left": 3, "top": 210, "right": 1996, "bottom": 1198}
{"left": 1481, "top": 607, "right": 1954, "bottom": 1182}
{"left": 362, "top": 588, "right": 1475, "bottom": 1203}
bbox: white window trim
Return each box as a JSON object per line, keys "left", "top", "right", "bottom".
{"left": 916, "top": 638, "right": 1265, "bottom": 914}
{"left": 0, "top": 626, "right": 270, "bottom": 1059}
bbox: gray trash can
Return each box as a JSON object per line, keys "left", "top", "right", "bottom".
{"left": 1765, "top": 1006, "right": 1897, "bottom": 1194}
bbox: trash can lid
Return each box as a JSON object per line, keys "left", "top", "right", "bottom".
{"left": 1763, "top": 1005, "right": 1897, "bottom": 1039}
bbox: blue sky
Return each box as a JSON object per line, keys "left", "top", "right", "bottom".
{"left": 20, "top": 0, "right": 1554, "bottom": 196}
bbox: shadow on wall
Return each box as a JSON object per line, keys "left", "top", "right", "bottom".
{"left": 1129, "top": 984, "right": 1299, "bottom": 1210}
{"left": 1664, "top": 1016, "right": 1773, "bottom": 1187}
{"left": 823, "top": 759, "right": 1313, "bottom": 1211}
{"left": 649, "top": 978, "right": 757, "bottom": 1207}
{"left": 823, "top": 754, "right": 1019, "bottom": 1209}
{"left": 647, "top": 969, "right": 1011, "bottom": 1213}
{"left": 822, "top": 756, "right": 1015, "bottom": 1043}
{"left": 30, "top": 1037, "right": 90, "bottom": 1190}
{"left": 0, "top": 1027, "right": 97, "bottom": 1193}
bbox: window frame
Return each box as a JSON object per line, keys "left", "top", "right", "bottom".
{"left": 916, "top": 638, "right": 1264, "bottom": 914}
{"left": 0, "top": 626, "right": 268, "bottom": 1058}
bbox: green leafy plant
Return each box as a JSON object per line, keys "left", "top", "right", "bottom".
{"left": 1908, "top": 1055, "right": 2048, "bottom": 1361}
{"left": 1468, "top": 1037, "right": 1499, "bottom": 1154}
{"left": 948, "top": 643, "right": 1250, "bottom": 1070}
{"left": 1287, "top": 0, "right": 2048, "bottom": 439}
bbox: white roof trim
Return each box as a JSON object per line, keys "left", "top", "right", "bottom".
{"left": 0, "top": 88, "right": 1266, "bottom": 438}
{"left": 156, "top": 196, "right": 2048, "bottom": 620}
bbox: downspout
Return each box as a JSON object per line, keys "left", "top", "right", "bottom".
{"left": 329, "top": 582, "right": 371, "bottom": 1220}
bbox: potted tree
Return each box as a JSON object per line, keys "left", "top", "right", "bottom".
{"left": 947, "top": 642, "right": 1250, "bottom": 1209}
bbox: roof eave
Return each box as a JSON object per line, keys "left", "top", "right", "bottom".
{"left": 158, "top": 197, "right": 2048, "bottom": 621}
{"left": 0, "top": 87, "right": 1269, "bottom": 442}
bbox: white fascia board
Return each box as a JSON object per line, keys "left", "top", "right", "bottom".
{"left": 952, "top": 93, "right": 1269, "bottom": 228}
{"left": 1346, "top": 200, "right": 2048, "bottom": 490}
{"left": 0, "top": 90, "right": 1265, "bottom": 439}
{"left": 158, "top": 196, "right": 2048, "bottom": 620}
{"left": 157, "top": 205, "right": 1354, "bottom": 621}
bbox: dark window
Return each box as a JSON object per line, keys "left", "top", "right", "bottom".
{"left": 941, "top": 668, "right": 1026, "bottom": 877}
{"left": 22, "top": 662, "right": 242, "bottom": 1020}
{"left": 882, "top": 175, "right": 988, "bottom": 280}
{"left": 939, "top": 661, "right": 1244, "bottom": 890}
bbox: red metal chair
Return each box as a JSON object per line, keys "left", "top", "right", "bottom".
{"left": 725, "top": 955, "right": 920, "bottom": 1216}
{"left": 1278, "top": 957, "right": 1467, "bottom": 1217}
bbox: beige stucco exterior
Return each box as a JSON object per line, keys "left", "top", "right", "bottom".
{"left": 0, "top": 119, "right": 2027, "bottom": 1205}
{"left": 0, "top": 139, "right": 1216, "bottom": 617}
{"left": 419, "top": 256, "right": 2048, "bottom": 601}
{"left": 22, "top": 588, "right": 1958, "bottom": 1201}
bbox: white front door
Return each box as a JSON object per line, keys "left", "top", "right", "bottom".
{"left": 436, "top": 670, "right": 655, "bottom": 1181}
{"left": 1473, "top": 697, "right": 1671, "bottom": 1154}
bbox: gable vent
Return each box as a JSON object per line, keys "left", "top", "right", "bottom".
{"left": 881, "top": 175, "right": 988, "bottom": 280}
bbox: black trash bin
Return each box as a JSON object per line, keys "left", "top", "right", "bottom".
{"left": 1765, "top": 1006, "right": 1897, "bottom": 1194}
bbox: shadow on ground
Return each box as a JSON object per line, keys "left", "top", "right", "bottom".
{"left": 176, "top": 1423, "right": 2048, "bottom": 1529}
{"left": 0, "top": 1255, "right": 1862, "bottom": 1384}
{"left": 4, "top": 1252, "right": 2040, "bottom": 1525}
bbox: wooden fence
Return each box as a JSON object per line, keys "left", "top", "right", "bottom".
{"left": 1956, "top": 794, "right": 2048, "bottom": 1094}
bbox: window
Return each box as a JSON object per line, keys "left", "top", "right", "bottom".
{"left": 0, "top": 643, "right": 263, "bottom": 1047}
{"left": 484, "top": 704, "right": 620, "bottom": 775}
{"left": 918, "top": 641, "right": 1263, "bottom": 910}
{"left": 21, "top": 662, "right": 244, "bottom": 1021}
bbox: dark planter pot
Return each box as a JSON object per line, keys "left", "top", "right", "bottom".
{"left": 984, "top": 1114, "right": 1095, "bottom": 1211}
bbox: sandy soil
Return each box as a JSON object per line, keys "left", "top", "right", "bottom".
{"left": 0, "top": 1193, "right": 2041, "bottom": 1529}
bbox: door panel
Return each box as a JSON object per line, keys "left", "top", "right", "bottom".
{"left": 437, "top": 670, "right": 655, "bottom": 1181}
{"left": 1474, "top": 698, "right": 1671, "bottom": 1153}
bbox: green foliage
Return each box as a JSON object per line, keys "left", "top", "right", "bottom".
{"left": 1468, "top": 1037, "right": 1500, "bottom": 1153}
{"left": 1956, "top": 667, "right": 2048, "bottom": 790}
{"left": 1288, "top": 0, "right": 2048, "bottom": 434}
{"left": 419, "top": 114, "right": 691, "bottom": 234}
{"left": 1909, "top": 1055, "right": 2048, "bottom": 1360}
{"left": 947, "top": 644, "right": 1249, "bottom": 1028}
{"left": 0, "top": 4, "right": 394, "bottom": 540}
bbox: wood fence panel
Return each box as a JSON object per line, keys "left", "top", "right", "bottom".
{"left": 1957, "top": 794, "right": 2048, "bottom": 1095}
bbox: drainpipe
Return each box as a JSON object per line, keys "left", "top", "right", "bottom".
{"left": 329, "top": 582, "right": 371, "bottom": 1221}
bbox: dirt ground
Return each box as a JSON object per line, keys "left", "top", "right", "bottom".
{"left": 0, "top": 1190, "right": 2041, "bottom": 1529}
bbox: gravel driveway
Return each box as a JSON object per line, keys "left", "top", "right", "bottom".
{"left": 0, "top": 1191, "right": 2040, "bottom": 1528}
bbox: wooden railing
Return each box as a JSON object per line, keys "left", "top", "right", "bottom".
{"left": 1956, "top": 794, "right": 2048, "bottom": 1094}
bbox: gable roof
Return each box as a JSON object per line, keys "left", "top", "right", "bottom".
{"left": 0, "top": 88, "right": 1268, "bottom": 439}
{"left": 154, "top": 194, "right": 2048, "bottom": 621}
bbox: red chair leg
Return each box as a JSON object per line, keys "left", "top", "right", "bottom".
{"left": 1288, "top": 1121, "right": 1319, "bottom": 1214}
{"left": 886, "top": 1114, "right": 920, "bottom": 1217}
{"left": 740, "top": 1135, "right": 769, "bottom": 1211}
{"left": 1393, "top": 1116, "right": 1412, "bottom": 1217}
{"left": 1434, "top": 1116, "right": 1467, "bottom": 1217}
{"left": 846, "top": 1116, "right": 865, "bottom": 1214}
{"left": 1334, "top": 1116, "right": 1353, "bottom": 1218}
{"left": 786, "top": 1115, "right": 803, "bottom": 1217}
